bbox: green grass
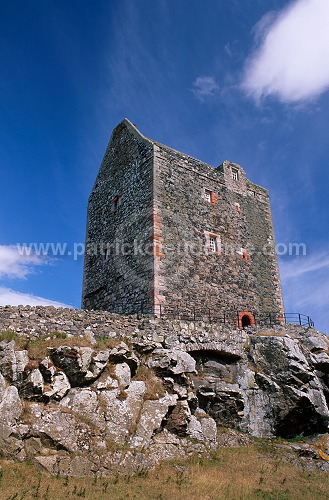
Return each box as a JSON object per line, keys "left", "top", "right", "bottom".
{"left": 0, "top": 445, "right": 328, "bottom": 499}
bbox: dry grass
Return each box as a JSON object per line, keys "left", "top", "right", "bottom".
{"left": 133, "top": 365, "right": 165, "bottom": 400}
{"left": 255, "top": 330, "right": 285, "bottom": 337}
{"left": 0, "top": 331, "right": 123, "bottom": 364}
{"left": 0, "top": 445, "right": 329, "bottom": 499}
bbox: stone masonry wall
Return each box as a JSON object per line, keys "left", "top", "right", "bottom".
{"left": 82, "top": 119, "right": 284, "bottom": 321}
{"left": 154, "top": 142, "right": 283, "bottom": 319}
{"left": 0, "top": 305, "right": 313, "bottom": 353}
{"left": 82, "top": 120, "right": 154, "bottom": 313}
{"left": 0, "top": 305, "right": 247, "bottom": 354}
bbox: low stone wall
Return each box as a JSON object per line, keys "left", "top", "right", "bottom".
{"left": 0, "top": 306, "right": 317, "bottom": 352}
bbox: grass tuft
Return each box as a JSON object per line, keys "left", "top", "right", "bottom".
{"left": 0, "top": 444, "right": 329, "bottom": 499}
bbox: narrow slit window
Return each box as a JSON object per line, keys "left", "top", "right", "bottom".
{"left": 112, "top": 195, "right": 121, "bottom": 211}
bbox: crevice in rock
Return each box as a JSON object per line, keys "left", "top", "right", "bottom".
{"left": 24, "top": 431, "right": 70, "bottom": 452}
{"left": 274, "top": 397, "right": 328, "bottom": 438}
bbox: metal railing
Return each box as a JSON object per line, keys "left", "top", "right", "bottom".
{"left": 102, "top": 301, "right": 314, "bottom": 328}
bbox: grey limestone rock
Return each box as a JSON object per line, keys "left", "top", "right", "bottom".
{"left": 147, "top": 349, "right": 196, "bottom": 375}
{"left": 114, "top": 362, "right": 131, "bottom": 388}
{"left": 0, "top": 385, "right": 23, "bottom": 426}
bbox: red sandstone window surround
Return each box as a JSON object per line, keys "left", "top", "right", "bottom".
{"left": 204, "top": 231, "right": 221, "bottom": 254}
{"left": 234, "top": 202, "right": 242, "bottom": 213}
{"left": 203, "top": 188, "right": 217, "bottom": 205}
{"left": 239, "top": 248, "right": 251, "bottom": 261}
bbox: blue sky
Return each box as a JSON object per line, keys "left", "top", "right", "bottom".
{"left": 1, "top": 0, "right": 328, "bottom": 333}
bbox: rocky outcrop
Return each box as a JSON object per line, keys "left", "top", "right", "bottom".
{"left": 0, "top": 322, "right": 329, "bottom": 476}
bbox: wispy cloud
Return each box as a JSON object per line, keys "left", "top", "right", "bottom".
{"left": 0, "top": 286, "right": 71, "bottom": 308}
{"left": 0, "top": 245, "right": 49, "bottom": 279}
{"left": 280, "top": 251, "right": 329, "bottom": 279}
{"left": 241, "top": 0, "right": 329, "bottom": 103}
{"left": 192, "top": 76, "right": 219, "bottom": 100}
{"left": 280, "top": 251, "right": 329, "bottom": 333}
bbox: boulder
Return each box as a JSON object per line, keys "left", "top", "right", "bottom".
{"left": 129, "top": 393, "right": 178, "bottom": 451}
{"left": 109, "top": 342, "right": 139, "bottom": 374}
{"left": 48, "top": 346, "right": 108, "bottom": 386}
{"left": 20, "top": 368, "right": 44, "bottom": 401}
{"left": 0, "top": 341, "right": 28, "bottom": 384}
{"left": 302, "top": 335, "right": 329, "bottom": 353}
{"left": 0, "top": 386, "right": 23, "bottom": 426}
{"left": 147, "top": 349, "right": 196, "bottom": 375}
{"left": 99, "top": 381, "right": 146, "bottom": 446}
{"left": 114, "top": 362, "right": 131, "bottom": 388}
{"left": 0, "top": 424, "right": 24, "bottom": 458}
{"left": 44, "top": 371, "right": 71, "bottom": 401}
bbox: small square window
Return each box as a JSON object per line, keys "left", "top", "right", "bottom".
{"left": 203, "top": 188, "right": 217, "bottom": 204}
{"left": 232, "top": 169, "right": 239, "bottom": 181}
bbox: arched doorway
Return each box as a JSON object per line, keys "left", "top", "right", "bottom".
{"left": 241, "top": 314, "right": 251, "bottom": 328}
{"left": 237, "top": 311, "right": 256, "bottom": 328}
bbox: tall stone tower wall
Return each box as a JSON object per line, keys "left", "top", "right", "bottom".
{"left": 153, "top": 143, "right": 283, "bottom": 319}
{"left": 82, "top": 119, "right": 284, "bottom": 322}
{"left": 82, "top": 121, "right": 154, "bottom": 312}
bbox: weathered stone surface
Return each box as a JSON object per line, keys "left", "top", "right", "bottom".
{"left": 28, "top": 403, "right": 94, "bottom": 453}
{"left": 20, "top": 369, "right": 44, "bottom": 400}
{"left": 0, "top": 314, "right": 329, "bottom": 477}
{"left": 302, "top": 336, "right": 329, "bottom": 352}
{"left": 166, "top": 400, "right": 191, "bottom": 436}
{"left": 311, "top": 352, "right": 329, "bottom": 372}
{"left": 0, "top": 341, "right": 29, "bottom": 384}
{"left": 91, "top": 371, "right": 119, "bottom": 390}
{"left": 98, "top": 381, "right": 146, "bottom": 446}
{"left": 44, "top": 371, "right": 71, "bottom": 401}
{"left": 109, "top": 342, "right": 139, "bottom": 373}
{"left": 0, "top": 372, "right": 6, "bottom": 399}
{"left": 129, "top": 393, "right": 178, "bottom": 450}
{"left": 49, "top": 346, "right": 108, "bottom": 386}
{"left": 0, "top": 424, "right": 23, "bottom": 458}
{"left": 0, "top": 386, "right": 23, "bottom": 425}
{"left": 147, "top": 349, "right": 196, "bottom": 375}
{"left": 113, "top": 362, "right": 131, "bottom": 388}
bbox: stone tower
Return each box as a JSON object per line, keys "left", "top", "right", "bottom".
{"left": 82, "top": 119, "right": 284, "bottom": 325}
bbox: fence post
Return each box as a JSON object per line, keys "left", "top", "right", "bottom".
{"left": 298, "top": 313, "right": 301, "bottom": 325}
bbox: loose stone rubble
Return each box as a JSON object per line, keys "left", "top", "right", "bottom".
{"left": 0, "top": 306, "right": 329, "bottom": 476}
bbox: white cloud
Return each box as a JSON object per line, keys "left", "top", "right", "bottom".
{"left": 0, "top": 245, "right": 49, "bottom": 279}
{"left": 279, "top": 251, "right": 329, "bottom": 334}
{"left": 241, "top": 0, "right": 329, "bottom": 103}
{"left": 0, "top": 286, "right": 71, "bottom": 308}
{"left": 192, "top": 76, "right": 219, "bottom": 100}
{"left": 280, "top": 251, "right": 329, "bottom": 280}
